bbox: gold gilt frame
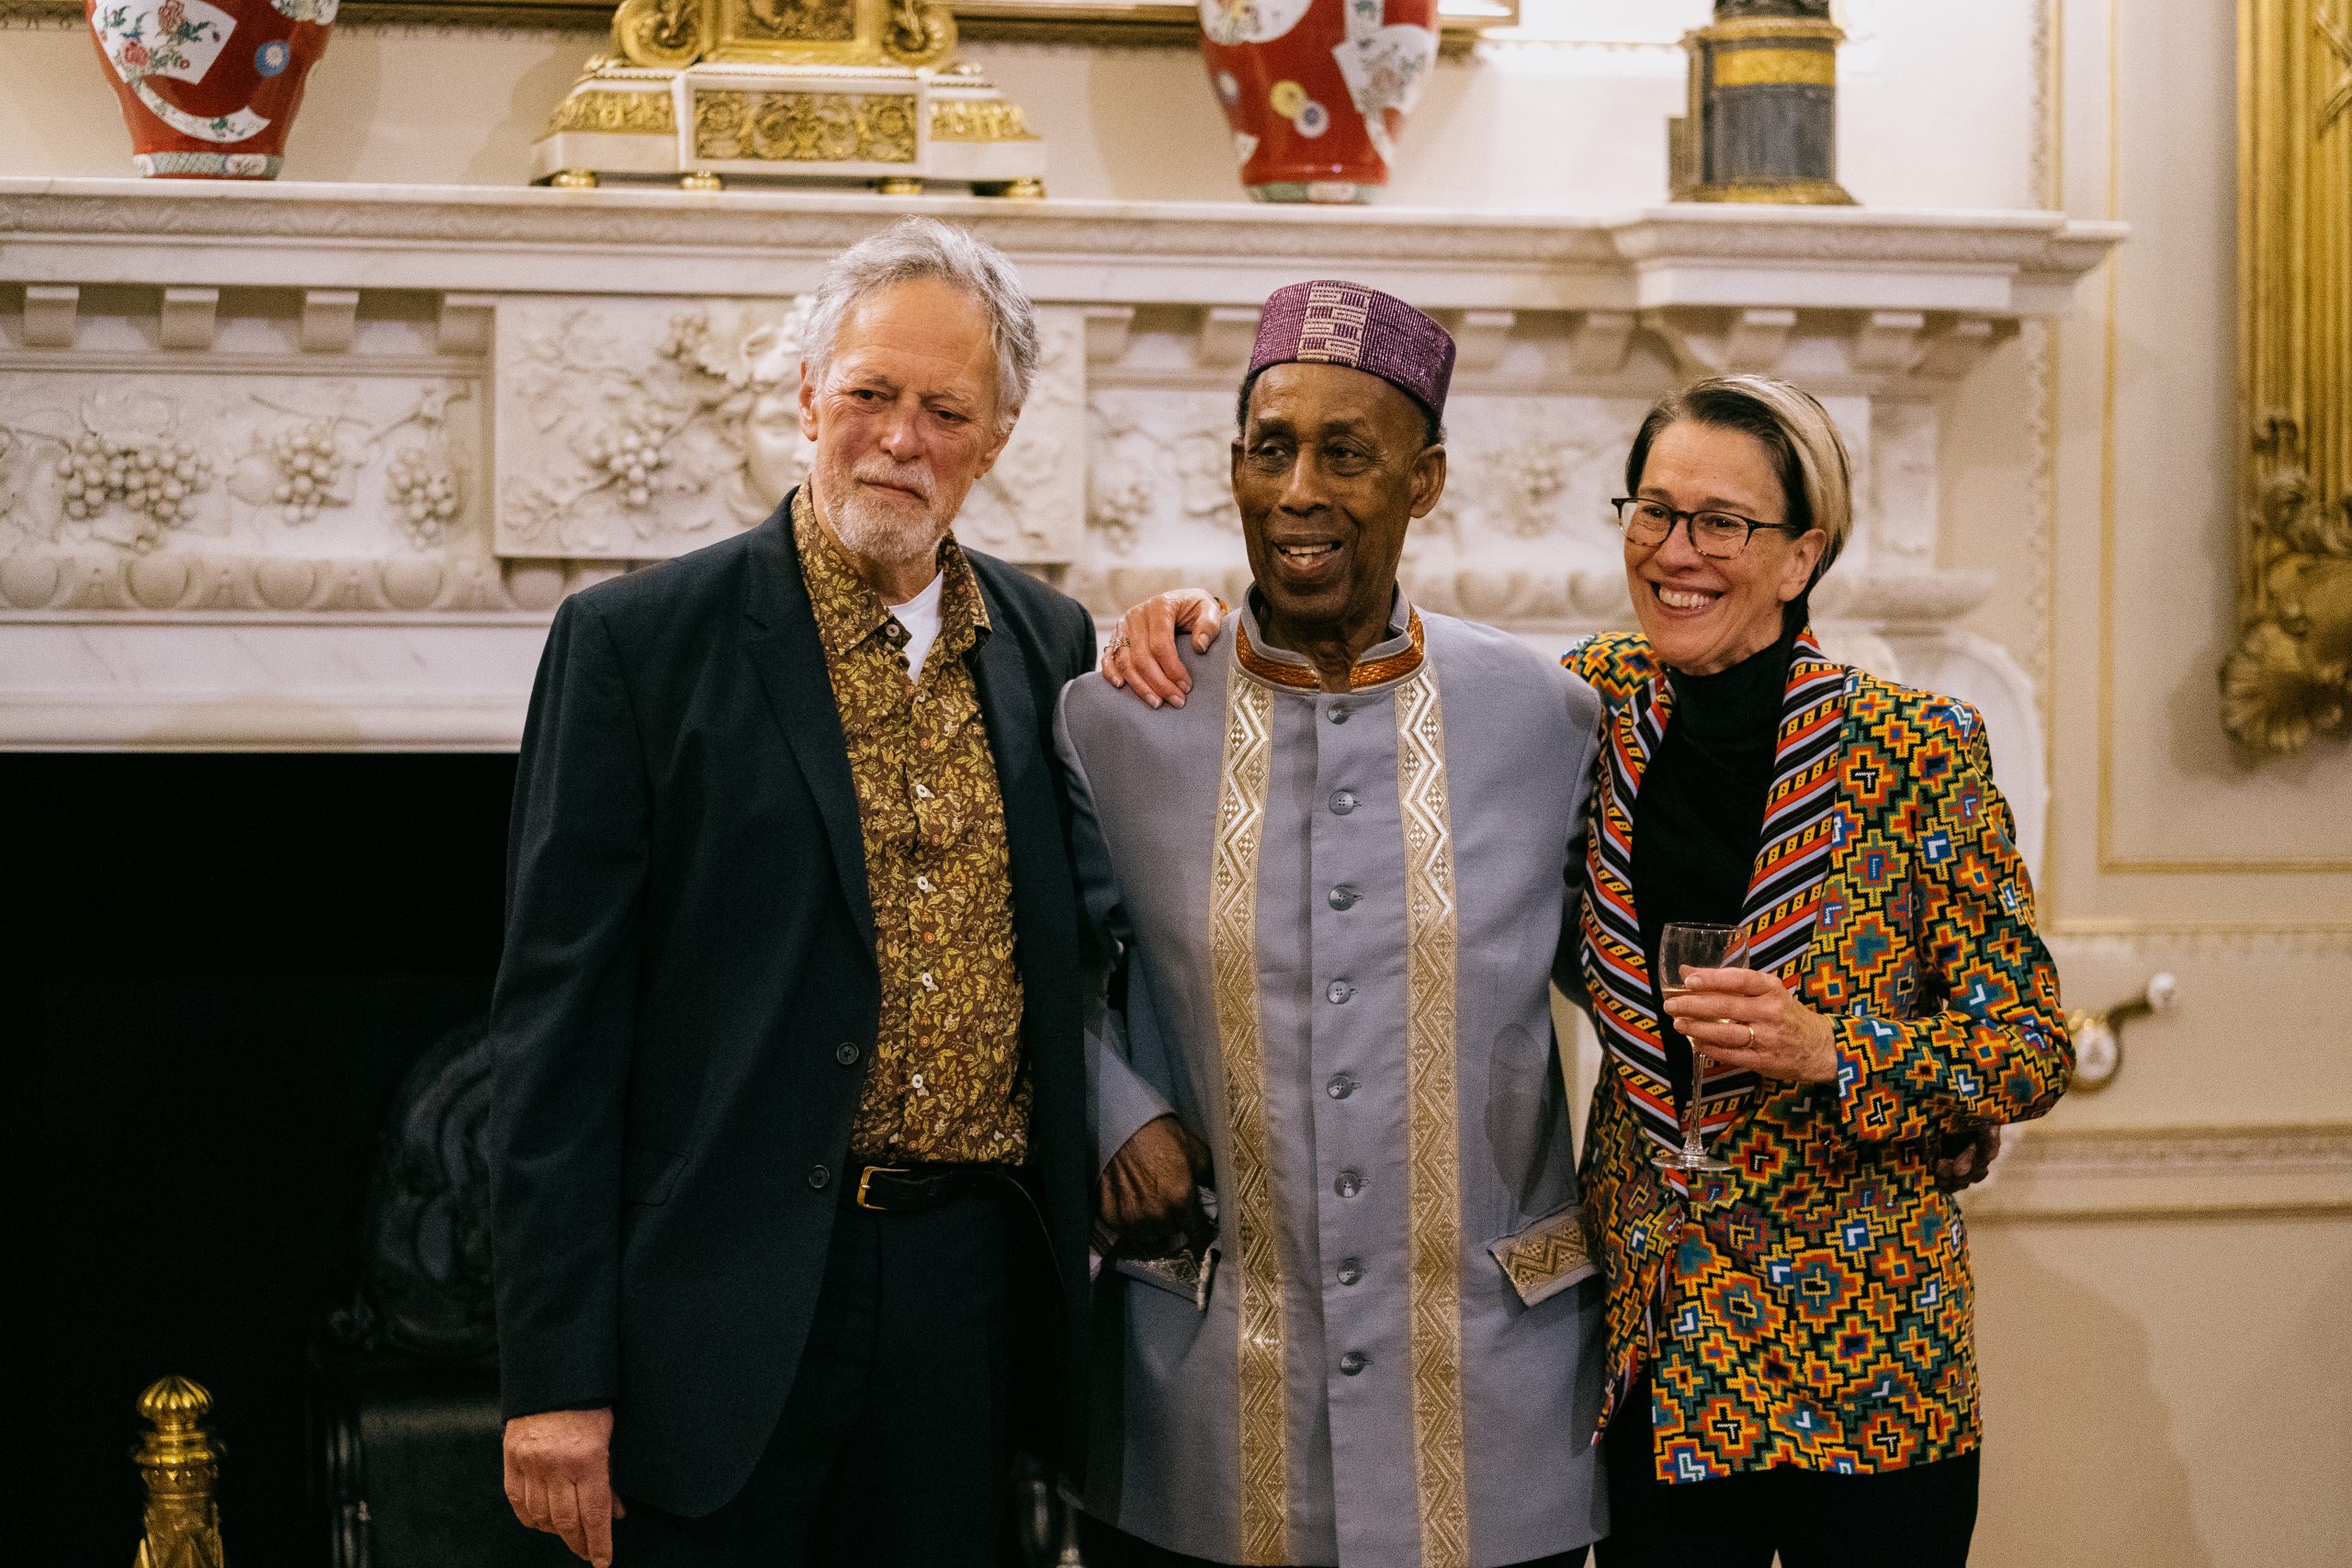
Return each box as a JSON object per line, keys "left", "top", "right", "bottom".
{"left": 0, "top": 0, "right": 1514, "bottom": 43}
{"left": 2222, "top": 0, "right": 2352, "bottom": 755}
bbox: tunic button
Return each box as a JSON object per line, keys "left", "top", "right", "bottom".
{"left": 1326, "top": 979, "right": 1353, "bottom": 1005}
{"left": 1337, "top": 1257, "right": 1363, "bottom": 1286}
{"left": 808, "top": 1165, "right": 831, "bottom": 1190}
{"left": 1340, "top": 1351, "right": 1369, "bottom": 1376}
{"left": 1327, "top": 1074, "right": 1354, "bottom": 1100}
{"left": 1328, "top": 884, "right": 1359, "bottom": 911}
{"left": 1329, "top": 705, "right": 1351, "bottom": 725}
{"left": 835, "top": 1042, "right": 860, "bottom": 1066}
{"left": 1334, "top": 1169, "right": 1363, "bottom": 1198}
{"left": 1329, "top": 789, "right": 1357, "bottom": 816}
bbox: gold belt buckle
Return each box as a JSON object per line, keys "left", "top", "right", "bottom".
{"left": 854, "top": 1164, "right": 910, "bottom": 1210}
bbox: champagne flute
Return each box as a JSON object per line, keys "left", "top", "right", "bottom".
{"left": 1652, "top": 921, "right": 1749, "bottom": 1175}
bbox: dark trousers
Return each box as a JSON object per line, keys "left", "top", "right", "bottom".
{"left": 616, "top": 1195, "right": 1021, "bottom": 1568}
{"left": 1078, "top": 1515, "right": 1590, "bottom": 1568}
{"left": 1597, "top": 1377, "right": 1979, "bottom": 1568}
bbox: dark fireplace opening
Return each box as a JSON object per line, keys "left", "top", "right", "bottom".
{"left": 4, "top": 753, "right": 518, "bottom": 1568}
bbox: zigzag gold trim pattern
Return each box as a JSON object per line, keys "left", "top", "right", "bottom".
{"left": 1487, "top": 1205, "right": 1597, "bottom": 1307}
{"left": 1210, "top": 671, "right": 1288, "bottom": 1565}
{"left": 1396, "top": 664, "right": 1469, "bottom": 1568}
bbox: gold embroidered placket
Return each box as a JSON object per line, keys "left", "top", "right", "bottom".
{"left": 1211, "top": 671, "right": 1288, "bottom": 1566}
{"left": 1396, "top": 665, "right": 1470, "bottom": 1568}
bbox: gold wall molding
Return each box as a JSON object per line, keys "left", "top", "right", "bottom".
{"left": 2220, "top": 0, "right": 2352, "bottom": 758}
{"left": 2046, "top": 916, "right": 2352, "bottom": 955}
{"left": 2078, "top": 0, "right": 2351, "bottom": 875}
{"left": 1966, "top": 1120, "right": 2352, "bottom": 1222}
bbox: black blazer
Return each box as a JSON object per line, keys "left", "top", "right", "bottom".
{"left": 487, "top": 494, "right": 1097, "bottom": 1517}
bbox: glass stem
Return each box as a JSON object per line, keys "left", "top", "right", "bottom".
{"left": 1680, "top": 1050, "right": 1709, "bottom": 1163}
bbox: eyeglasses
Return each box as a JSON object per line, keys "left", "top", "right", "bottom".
{"left": 1608, "top": 497, "right": 1805, "bottom": 559}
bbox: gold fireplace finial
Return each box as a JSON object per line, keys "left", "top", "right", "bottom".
{"left": 133, "top": 1377, "right": 225, "bottom": 1568}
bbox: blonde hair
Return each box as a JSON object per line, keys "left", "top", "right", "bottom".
{"left": 1623, "top": 374, "right": 1854, "bottom": 588}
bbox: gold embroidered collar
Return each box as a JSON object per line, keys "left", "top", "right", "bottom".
{"left": 1234, "top": 598, "right": 1426, "bottom": 693}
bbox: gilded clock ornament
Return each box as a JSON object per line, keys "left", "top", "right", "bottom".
{"left": 533, "top": 0, "right": 1040, "bottom": 191}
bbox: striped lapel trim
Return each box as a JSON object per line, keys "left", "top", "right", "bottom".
{"left": 1584, "top": 631, "right": 1852, "bottom": 1162}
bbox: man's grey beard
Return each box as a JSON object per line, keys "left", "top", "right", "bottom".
{"left": 824, "top": 463, "right": 950, "bottom": 570}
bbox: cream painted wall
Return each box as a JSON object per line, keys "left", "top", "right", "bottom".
{"left": 0, "top": 0, "right": 2041, "bottom": 210}
{"left": 1962, "top": 1, "right": 2352, "bottom": 1563}
{"left": 1973, "top": 1214, "right": 2352, "bottom": 1567}
{"left": 6, "top": 0, "right": 2347, "bottom": 1562}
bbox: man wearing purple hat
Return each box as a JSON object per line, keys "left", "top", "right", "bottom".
{"left": 1054, "top": 282, "right": 1610, "bottom": 1567}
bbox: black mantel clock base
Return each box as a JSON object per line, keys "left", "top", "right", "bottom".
{"left": 1670, "top": 0, "right": 1857, "bottom": 207}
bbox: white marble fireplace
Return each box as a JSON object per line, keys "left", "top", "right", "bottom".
{"left": 0, "top": 179, "right": 2118, "bottom": 857}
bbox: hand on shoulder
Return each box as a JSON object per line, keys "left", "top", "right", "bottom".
{"left": 1101, "top": 589, "right": 1224, "bottom": 708}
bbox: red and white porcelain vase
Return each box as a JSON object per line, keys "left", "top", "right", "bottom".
{"left": 87, "top": 0, "right": 336, "bottom": 179}
{"left": 1198, "top": 0, "right": 1439, "bottom": 202}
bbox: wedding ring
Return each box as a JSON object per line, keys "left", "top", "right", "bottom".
{"left": 1747, "top": 1023, "right": 1757, "bottom": 1046}
{"left": 1106, "top": 634, "right": 1129, "bottom": 659}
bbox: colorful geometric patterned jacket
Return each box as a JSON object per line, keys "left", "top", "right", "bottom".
{"left": 1562, "top": 629, "right": 2070, "bottom": 1482}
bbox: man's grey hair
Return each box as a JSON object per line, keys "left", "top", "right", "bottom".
{"left": 800, "top": 218, "right": 1040, "bottom": 423}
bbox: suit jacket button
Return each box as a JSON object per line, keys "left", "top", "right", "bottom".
{"left": 835, "top": 1042, "right": 861, "bottom": 1066}
{"left": 1340, "top": 1350, "right": 1369, "bottom": 1376}
{"left": 808, "top": 1165, "right": 831, "bottom": 1190}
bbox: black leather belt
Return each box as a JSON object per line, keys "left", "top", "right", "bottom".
{"left": 843, "top": 1161, "right": 1023, "bottom": 1213}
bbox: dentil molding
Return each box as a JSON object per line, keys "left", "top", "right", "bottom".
{"left": 0, "top": 180, "right": 2122, "bottom": 755}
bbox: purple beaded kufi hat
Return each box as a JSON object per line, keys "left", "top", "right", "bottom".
{"left": 1246, "top": 279, "right": 1457, "bottom": 423}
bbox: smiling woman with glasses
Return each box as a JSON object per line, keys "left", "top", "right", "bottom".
{"left": 1560, "top": 375, "right": 2069, "bottom": 1568}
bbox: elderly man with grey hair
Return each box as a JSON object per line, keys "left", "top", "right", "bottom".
{"left": 489, "top": 217, "right": 1098, "bottom": 1568}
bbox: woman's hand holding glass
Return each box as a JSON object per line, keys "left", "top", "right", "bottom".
{"left": 1666, "top": 966, "right": 1840, "bottom": 1085}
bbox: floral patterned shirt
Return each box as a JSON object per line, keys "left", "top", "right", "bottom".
{"left": 794, "top": 489, "right": 1030, "bottom": 1166}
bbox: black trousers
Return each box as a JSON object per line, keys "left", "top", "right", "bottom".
{"left": 1078, "top": 1515, "right": 1590, "bottom": 1568}
{"left": 616, "top": 1195, "right": 1023, "bottom": 1568}
{"left": 1597, "top": 1377, "right": 1979, "bottom": 1568}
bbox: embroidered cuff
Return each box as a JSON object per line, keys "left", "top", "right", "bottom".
{"left": 1487, "top": 1203, "right": 1599, "bottom": 1307}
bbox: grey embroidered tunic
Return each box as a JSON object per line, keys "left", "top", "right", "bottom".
{"left": 1056, "top": 597, "right": 1611, "bottom": 1568}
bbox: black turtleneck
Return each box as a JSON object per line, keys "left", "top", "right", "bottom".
{"left": 1631, "top": 611, "right": 1802, "bottom": 1111}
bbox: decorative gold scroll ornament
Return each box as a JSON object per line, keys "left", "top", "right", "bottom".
{"left": 133, "top": 1377, "right": 226, "bottom": 1568}
{"left": 2223, "top": 0, "right": 2352, "bottom": 755}
{"left": 607, "top": 0, "right": 956, "bottom": 70}
{"left": 695, "top": 89, "right": 919, "bottom": 161}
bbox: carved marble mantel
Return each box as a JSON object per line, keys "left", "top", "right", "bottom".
{"left": 0, "top": 178, "right": 2120, "bottom": 853}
